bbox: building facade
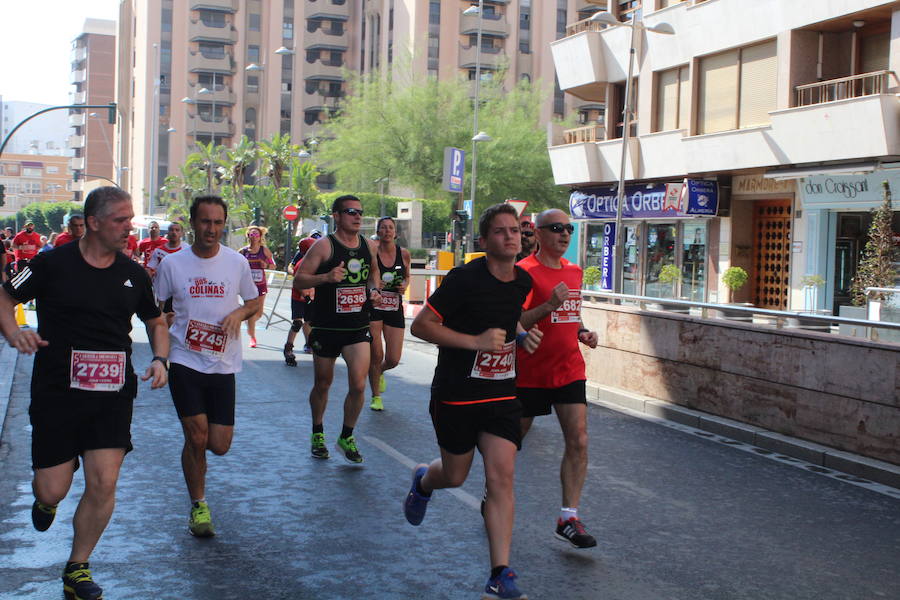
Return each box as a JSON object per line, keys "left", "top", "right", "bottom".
{"left": 549, "top": 0, "right": 900, "bottom": 314}
{"left": 116, "top": 0, "right": 604, "bottom": 214}
{"left": 69, "top": 19, "right": 118, "bottom": 200}
{"left": 0, "top": 154, "right": 73, "bottom": 218}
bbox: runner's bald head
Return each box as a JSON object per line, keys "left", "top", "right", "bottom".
{"left": 535, "top": 209, "right": 568, "bottom": 227}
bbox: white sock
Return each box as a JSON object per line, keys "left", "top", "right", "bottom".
{"left": 192, "top": 498, "right": 205, "bottom": 506}
{"left": 560, "top": 507, "right": 578, "bottom": 521}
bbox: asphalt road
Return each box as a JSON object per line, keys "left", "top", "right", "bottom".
{"left": 1, "top": 318, "right": 899, "bottom": 599}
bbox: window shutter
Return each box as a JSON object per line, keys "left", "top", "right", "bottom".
{"left": 861, "top": 32, "right": 890, "bottom": 73}
{"left": 699, "top": 49, "right": 738, "bottom": 134}
{"left": 738, "top": 40, "right": 777, "bottom": 129}
{"left": 678, "top": 66, "right": 691, "bottom": 130}
{"left": 656, "top": 68, "right": 679, "bottom": 131}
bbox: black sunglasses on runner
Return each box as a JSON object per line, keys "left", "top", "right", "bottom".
{"left": 538, "top": 223, "right": 575, "bottom": 234}
{"left": 340, "top": 208, "right": 364, "bottom": 216}
{"left": 521, "top": 231, "right": 535, "bottom": 238}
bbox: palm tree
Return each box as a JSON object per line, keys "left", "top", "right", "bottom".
{"left": 258, "top": 133, "right": 298, "bottom": 199}
{"left": 161, "top": 164, "right": 207, "bottom": 221}
{"left": 185, "top": 140, "right": 225, "bottom": 192}
{"left": 217, "top": 135, "right": 258, "bottom": 210}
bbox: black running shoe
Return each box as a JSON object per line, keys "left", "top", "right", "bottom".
{"left": 62, "top": 562, "right": 103, "bottom": 600}
{"left": 32, "top": 500, "right": 57, "bottom": 532}
{"left": 555, "top": 517, "right": 597, "bottom": 548}
{"left": 283, "top": 344, "right": 297, "bottom": 366}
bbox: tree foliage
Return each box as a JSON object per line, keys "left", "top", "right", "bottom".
{"left": 0, "top": 201, "right": 84, "bottom": 235}
{"left": 850, "top": 181, "right": 897, "bottom": 305}
{"left": 317, "top": 67, "right": 567, "bottom": 217}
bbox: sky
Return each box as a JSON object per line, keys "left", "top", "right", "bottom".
{"left": 1, "top": 0, "right": 121, "bottom": 106}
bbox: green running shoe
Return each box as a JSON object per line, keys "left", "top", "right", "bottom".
{"left": 188, "top": 501, "right": 215, "bottom": 537}
{"left": 32, "top": 500, "right": 57, "bottom": 531}
{"left": 379, "top": 373, "right": 387, "bottom": 394}
{"left": 62, "top": 562, "right": 103, "bottom": 600}
{"left": 311, "top": 432, "right": 330, "bottom": 459}
{"left": 370, "top": 395, "right": 384, "bottom": 411}
{"left": 336, "top": 435, "right": 363, "bottom": 464}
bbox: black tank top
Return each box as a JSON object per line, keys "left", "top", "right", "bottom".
{"left": 312, "top": 234, "right": 372, "bottom": 330}
{"left": 376, "top": 245, "right": 405, "bottom": 291}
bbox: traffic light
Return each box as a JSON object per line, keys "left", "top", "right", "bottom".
{"left": 107, "top": 102, "right": 117, "bottom": 125}
{"left": 252, "top": 206, "right": 262, "bottom": 225}
{"left": 453, "top": 209, "right": 468, "bottom": 240}
{"left": 0, "top": 184, "right": 5, "bottom": 207}
{"left": 73, "top": 170, "right": 80, "bottom": 182}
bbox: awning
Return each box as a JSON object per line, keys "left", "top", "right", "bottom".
{"left": 764, "top": 162, "right": 877, "bottom": 180}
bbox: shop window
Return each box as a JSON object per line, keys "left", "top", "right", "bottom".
{"left": 655, "top": 65, "right": 690, "bottom": 132}
{"left": 698, "top": 39, "right": 776, "bottom": 134}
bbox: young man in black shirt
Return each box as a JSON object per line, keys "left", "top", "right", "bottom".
{"left": 407, "top": 203, "right": 542, "bottom": 600}
{"left": 0, "top": 186, "right": 169, "bottom": 600}
{"left": 292, "top": 196, "right": 381, "bottom": 463}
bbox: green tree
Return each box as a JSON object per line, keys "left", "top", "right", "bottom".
{"left": 161, "top": 164, "right": 207, "bottom": 222}
{"left": 185, "top": 141, "right": 225, "bottom": 193}
{"left": 317, "top": 67, "right": 567, "bottom": 217}
{"left": 850, "top": 181, "right": 897, "bottom": 305}
{"left": 217, "top": 135, "right": 258, "bottom": 209}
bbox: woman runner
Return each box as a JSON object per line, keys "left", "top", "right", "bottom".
{"left": 239, "top": 225, "right": 275, "bottom": 348}
{"left": 368, "top": 216, "right": 411, "bottom": 411}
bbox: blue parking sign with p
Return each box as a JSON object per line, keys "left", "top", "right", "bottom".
{"left": 442, "top": 147, "right": 465, "bottom": 193}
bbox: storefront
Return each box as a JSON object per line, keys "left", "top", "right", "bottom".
{"left": 571, "top": 180, "right": 719, "bottom": 300}
{"left": 800, "top": 169, "right": 900, "bottom": 315}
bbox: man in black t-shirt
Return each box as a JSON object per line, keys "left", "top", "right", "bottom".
{"left": 293, "top": 197, "right": 381, "bottom": 464}
{"left": 0, "top": 186, "right": 170, "bottom": 600}
{"left": 406, "top": 203, "right": 542, "bottom": 600}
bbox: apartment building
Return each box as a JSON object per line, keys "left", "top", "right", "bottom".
{"left": 117, "top": 0, "right": 602, "bottom": 214}
{"left": 549, "top": 0, "right": 900, "bottom": 314}
{"left": 0, "top": 154, "right": 73, "bottom": 217}
{"left": 69, "top": 19, "right": 118, "bottom": 201}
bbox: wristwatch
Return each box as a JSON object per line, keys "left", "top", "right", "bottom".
{"left": 152, "top": 356, "right": 169, "bottom": 371}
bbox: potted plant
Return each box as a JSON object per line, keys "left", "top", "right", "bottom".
{"left": 722, "top": 266, "right": 749, "bottom": 303}
{"left": 658, "top": 263, "right": 682, "bottom": 299}
{"left": 583, "top": 265, "right": 602, "bottom": 291}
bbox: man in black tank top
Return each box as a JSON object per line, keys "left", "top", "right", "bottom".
{"left": 293, "top": 195, "right": 382, "bottom": 464}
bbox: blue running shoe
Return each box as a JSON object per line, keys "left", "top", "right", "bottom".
{"left": 62, "top": 562, "right": 103, "bottom": 600}
{"left": 403, "top": 464, "right": 431, "bottom": 526}
{"left": 482, "top": 567, "right": 527, "bottom": 600}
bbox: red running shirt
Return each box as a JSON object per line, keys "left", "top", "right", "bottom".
{"left": 12, "top": 231, "right": 42, "bottom": 260}
{"left": 138, "top": 237, "right": 167, "bottom": 265}
{"left": 515, "top": 254, "right": 586, "bottom": 389}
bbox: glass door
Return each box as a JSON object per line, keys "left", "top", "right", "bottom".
{"left": 644, "top": 223, "right": 677, "bottom": 298}
{"left": 681, "top": 222, "right": 707, "bottom": 301}
{"left": 623, "top": 224, "right": 640, "bottom": 296}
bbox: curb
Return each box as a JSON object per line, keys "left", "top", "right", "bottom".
{"left": 0, "top": 340, "right": 18, "bottom": 440}
{"left": 586, "top": 383, "right": 900, "bottom": 490}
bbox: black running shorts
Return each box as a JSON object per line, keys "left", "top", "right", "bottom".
{"left": 30, "top": 399, "right": 134, "bottom": 470}
{"left": 517, "top": 379, "right": 587, "bottom": 418}
{"left": 309, "top": 328, "right": 372, "bottom": 358}
{"left": 168, "top": 362, "right": 236, "bottom": 425}
{"left": 291, "top": 298, "right": 313, "bottom": 321}
{"left": 429, "top": 397, "right": 522, "bottom": 455}
{"left": 371, "top": 306, "right": 405, "bottom": 328}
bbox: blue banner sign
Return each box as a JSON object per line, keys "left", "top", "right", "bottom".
{"left": 442, "top": 147, "right": 465, "bottom": 193}
{"left": 570, "top": 180, "right": 718, "bottom": 220}
{"left": 600, "top": 222, "right": 616, "bottom": 291}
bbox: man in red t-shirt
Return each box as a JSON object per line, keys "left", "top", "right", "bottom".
{"left": 55, "top": 214, "right": 86, "bottom": 247}
{"left": 283, "top": 231, "right": 322, "bottom": 365}
{"left": 137, "top": 221, "right": 166, "bottom": 269}
{"left": 126, "top": 233, "right": 139, "bottom": 260}
{"left": 12, "top": 222, "right": 43, "bottom": 272}
{"left": 517, "top": 208, "right": 599, "bottom": 550}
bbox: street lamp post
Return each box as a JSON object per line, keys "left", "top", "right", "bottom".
{"left": 198, "top": 85, "right": 215, "bottom": 145}
{"left": 463, "top": 1, "right": 489, "bottom": 253}
{"left": 246, "top": 62, "right": 265, "bottom": 138}
{"left": 148, "top": 42, "right": 161, "bottom": 215}
{"left": 589, "top": 11, "right": 674, "bottom": 294}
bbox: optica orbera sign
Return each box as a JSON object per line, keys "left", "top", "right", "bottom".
{"left": 569, "top": 180, "right": 718, "bottom": 220}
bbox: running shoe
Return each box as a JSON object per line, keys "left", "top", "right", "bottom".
{"left": 32, "top": 500, "right": 57, "bottom": 531}
{"left": 379, "top": 373, "right": 387, "bottom": 394}
{"left": 403, "top": 464, "right": 431, "bottom": 526}
{"left": 248, "top": 336, "right": 257, "bottom": 348}
{"left": 555, "top": 517, "right": 597, "bottom": 549}
{"left": 188, "top": 501, "right": 215, "bottom": 537}
{"left": 62, "top": 562, "right": 103, "bottom": 600}
{"left": 311, "top": 432, "right": 330, "bottom": 459}
{"left": 482, "top": 567, "right": 527, "bottom": 599}
{"left": 335, "top": 436, "right": 363, "bottom": 464}
{"left": 370, "top": 395, "right": 383, "bottom": 411}
{"left": 283, "top": 343, "right": 297, "bottom": 367}
{"left": 302, "top": 344, "right": 312, "bottom": 354}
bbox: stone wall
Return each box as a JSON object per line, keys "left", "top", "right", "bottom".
{"left": 580, "top": 303, "right": 900, "bottom": 466}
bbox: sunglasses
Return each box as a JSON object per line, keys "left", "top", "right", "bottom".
{"left": 538, "top": 223, "right": 575, "bottom": 234}
{"left": 340, "top": 208, "right": 364, "bottom": 216}
{"left": 521, "top": 231, "right": 535, "bottom": 238}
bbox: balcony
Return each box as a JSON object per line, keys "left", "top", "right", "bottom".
{"left": 190, "top": 0, "right": 236, "bottom": 12}
{"left": 303, "top": 60, "right": 344, "bottom": 80}
{"left": 188, "top": 82, "right": 236, "bottom": 104}
{"left": 795, "top": 71, "right": 895, "bottom": 107}
{"left": 458, "top": 43, "right": 506, "bottom": 69}
{"left": 71, "top": 46, "right": 87, "bottom": 64}
{"left": 565, "top": 124, "right": 605, "bottom": 144}
{"left": 188, "top": 50, "right": 235, "bottom": 74}
{"left": 549, "top": 25, "right": 631, "bottom": 102}
{"left": 69, "top": 113, "right": 86, "bottom": 127}
{"left": 71, "top": 69, "right": 86, "bottom": 84}
{"left": 304, "top": 28, "right": 349, "bottom": 50}
{"left": 307, "top": 1, "right": 350, "bottom": 20}
{"left": 72, "top": 91, "right": 87, "bottom": 104}
{"left": 67, "top": 134, "right": 85, "bottom": 149}
{"left": 70, "top": 157, "right": 85, "bottom": 171}
{"left": 187, "top": 116, "right": 235, "bottom": 137}
{"left": 189, "top": 19, "right": 237, "bottom": 44}
{"left": 460, "top": 12, "right": 509, "bottom": 37}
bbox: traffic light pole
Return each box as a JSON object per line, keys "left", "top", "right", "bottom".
{"left": 0, "top": 103, "right": 117, "bottom": 161}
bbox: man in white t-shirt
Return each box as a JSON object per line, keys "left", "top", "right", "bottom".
{"left": 154, "top": 195, "right": 261, "bottom": 537}
{"left": 146, "top": 222, "right": 186, "bottom": 279}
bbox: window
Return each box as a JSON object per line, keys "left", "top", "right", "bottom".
{"left": 245, "top": 107, "right": 256, "bottom": 125}
{"left": 283, "top": 21, "right": 294, "bottom": 39}
{"left": 47, "top": 166, "right": 59, "bottom": 174}
{"left": 306, "top": 49, "right": 320, "bottom": 63}
{"left": 655, "top": 65, "right": 690, "bottom": 132}
{"left": 304, "top": 110, "right": 320, "bottom": 125}
{"left": 249, "top": 13, "right": 261, "bottom": 31}
{"left": 22, "top": 167, "right": 42, "bottom": 177}
{"left": 199, "top": 42, "right": 225, "bottom": 59}
{"left": 248, "top": 45, "right": 260, "bottom": 64}
{"left": 860, "top": 31, "right": 890, "bottom": 73}
{"left": 247, "top": 75, "right": 259, "bottom": 92}
{"left": 698, "top": 40, "right": 776, "bottom": 134}
{"left": 199, "top": 10, "right": 226, "bottom": 28}
{"left": 198, "top": 72, "right": 222, "bottom": 89}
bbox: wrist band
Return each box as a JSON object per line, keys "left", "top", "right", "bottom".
{"left": 515, "top": 331, "right": 529, "bottom": 346}
{"left": 577, "top": 328, "right": 589, "bottom": 334}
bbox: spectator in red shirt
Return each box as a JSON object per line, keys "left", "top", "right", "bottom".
{"left": 137, "top": 221, "right": 166, "bottom": 266}
{"left": 12, "top": 222, "right": 43, "bottom": 271}
{"left": 54, "top": 214, "right": 86, "bottom": 247}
